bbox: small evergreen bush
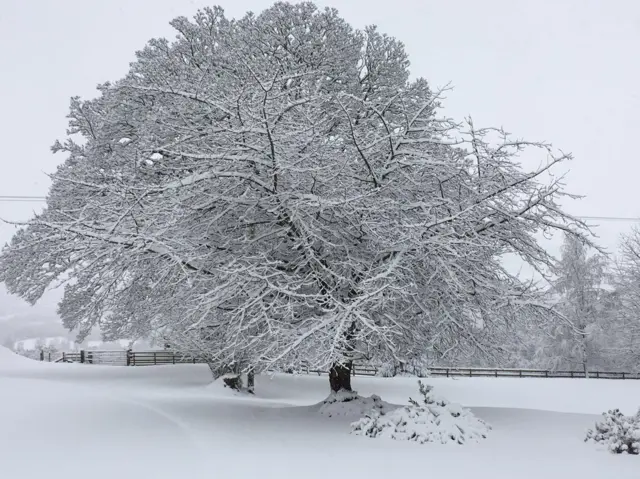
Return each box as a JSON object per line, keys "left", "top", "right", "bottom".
{"left": 585, "top": 409, "right": 640, "bottom": 454}
{"left": 351, "top": 380, "right": 490, "bottom": 445}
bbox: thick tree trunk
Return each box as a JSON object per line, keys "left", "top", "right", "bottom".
{"left": 329, "top": 320, "right": 357, "bottom": 392}
{"left": 329, "top": 361, "right": 352, "bottom": 392}
{"left": 222, "top": 374, "right": 243, "bottom": 391}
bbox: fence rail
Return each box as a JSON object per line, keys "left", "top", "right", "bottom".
{"left": 426, "top": 367, "right": 640, "bottom": 380}
{"left": 59, "top": 349, "right": 203, "bottom": 366}
{"left": 129, "top": 351, "right": 201, "bottom": 366}
{"left": 49, "top": 350, "right": 640, "bottom": 380}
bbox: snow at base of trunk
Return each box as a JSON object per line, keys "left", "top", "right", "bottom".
{"left": 316, "top": 389, "right": 395, "bottom": 418}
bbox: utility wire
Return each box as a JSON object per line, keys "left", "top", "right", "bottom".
{"left": 0, "top": 195, "right": 46, "bottom": 202}
{"left": 0, "top": 195, "right": 46, "bottom": 198}
{"left": 578, "top": 216, "right": 640, "bottom": 222}
{"left": 1, "top": 195, "right": 640, "bottom": 222}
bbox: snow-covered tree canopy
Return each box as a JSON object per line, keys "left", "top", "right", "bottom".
{"left": 0, "top": 2, "right": 590, "bottom": 374}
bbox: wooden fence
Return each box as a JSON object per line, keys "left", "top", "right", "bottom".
{"left": 301, "top": 363, "right": 640, "bottom": 379}
{"left": 52, "top": 350, "right": 640, "bottom": 380}
{"left": 425, "top": 367, "right": 640, "bottom": 380}
{"left": 59, "top": 349, "right": 202, "bottom": 366}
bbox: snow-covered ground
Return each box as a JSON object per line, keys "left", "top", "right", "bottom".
{"left": 1, "top": 346, "right": 638, "bottom": 479}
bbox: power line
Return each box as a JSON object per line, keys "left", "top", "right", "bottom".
{"left": 578, "top": 216, "right": 640, "bottom": 222}
{"left": 0, "top": 195, "right": 46, "bottom": 201}
{"left": 0, "top": 195, "right": 46, "bottom": 198}
{"left": 0, "top": 195, "right": 639, "bottom": 222}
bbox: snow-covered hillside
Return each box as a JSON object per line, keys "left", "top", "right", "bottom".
{"left": 1, "top": 346, "right": 638, "bottom": 479}
{"left": 12, "top": 337, "right": 156, "bottom": 351}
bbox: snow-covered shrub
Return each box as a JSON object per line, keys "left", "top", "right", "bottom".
{"left": 585, "top": 409, "right": 640, "bottom": 454}
{"left": 401, "top": 358, "right": 431, "bottom": 378}
{"left": 318, "top": 390, "right": 393, "bottom": 418}
{"left": 376, "top": 363, "right": 397, "bottom": 378}
{"left": 351, "top": 381, "right": 490, "bottom": 445}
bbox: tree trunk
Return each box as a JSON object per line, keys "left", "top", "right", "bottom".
{"left": 581, "top": 328, "right": 589, "bottom": 379}
{"left": 247, "top": 368, "right": 255, "bottom": 394}
{"left": 583, "top": 356, "right": 589, "bottom": 379}
{"left": 222, "top": 374, "right": 243, "bottom": 391}
{"left": 329, "top": 320, "right": 357, "bottom": 392}
{"left": 329, "top": 361, "right": 352, "bottom": 392}
{"left": 207, "top": 362, "right": 219, "bottom": 379}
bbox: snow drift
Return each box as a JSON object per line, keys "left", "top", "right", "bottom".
{"left": 0, "top": 345, "right": 43, "bottom": 368}
{"left": 316, "top": 389, "right": 394, "bottom": 418}
{"left": 2, "top": 357, "right": 640, "bottom": 478}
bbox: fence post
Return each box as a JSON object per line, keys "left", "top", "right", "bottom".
{"left": 494, "top": 369, "right": 498, "bottom": 378}
{"left": 48, "top": 352, "right": 51, "bottom": 362}
{"left": 446, "top": 368, "right": 449, "bottom": 378}
{"left": 570, "top": 371, "right": 574, "bottom": 378}
{"left": 80, "top": 350, "right": 85, "bottom": 364}
{"left": 126, "top": 349, "right": 132, "bottom": 366}
{"left": 87, "top": 351, "right": 93, "bottom": 364}
{"left": 519, "top": 370, "right": 522, "bottom": 378}
{"left": 173, "top": 353, "right": 176, "bottom": 365}
{"left": 62, "top": 352, "right": 66, "bottom": 362}
{"left": 153, "top": 352, "right": 157, "bottom": 365}
{"left": 623, "top": 372, "right": 626, "bottom": 380}
{"left": 596, "top": 371, "right": 600, "bottom": 379}
{"left": 545, "top": 370, "right": 548, "bottom": 378}
{"left": 40, "top": 350, "right": 44, "bottom": 361}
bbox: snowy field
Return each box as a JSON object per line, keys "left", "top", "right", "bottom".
{"left": 1, "top": 346, "right": 639, "bottom": 479}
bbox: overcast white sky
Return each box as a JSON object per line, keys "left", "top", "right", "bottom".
{"left": 1, "top": 0, "right": 639, "bottom": 332}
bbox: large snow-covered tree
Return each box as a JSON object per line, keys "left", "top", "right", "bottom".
{"left": 0, "top": 3, "right": 590, "bottom": 391}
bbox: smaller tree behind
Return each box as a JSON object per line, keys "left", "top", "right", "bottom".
{"left": 551, "top": 234, "right": 607, "bottom": 375}
{"left": 610, "top": 227, "right": 640, "bottom": 370}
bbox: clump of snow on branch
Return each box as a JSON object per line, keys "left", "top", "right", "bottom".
{"left": 351, "top": 381, "right": 490, "bottom": 445}
{"left": 585, "top": 409, "right": 640, "bottom": 455}
{"left": 317, "top": 390, "right": 393, "bottom": 418}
